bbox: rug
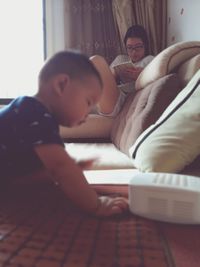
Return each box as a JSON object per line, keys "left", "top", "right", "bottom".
{"left": 0, "top": 183, "right": 199, "bottom": 267}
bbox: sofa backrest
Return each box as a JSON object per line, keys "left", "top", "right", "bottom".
{"left": 135, "top": 41, "right": 200, "bottom": 90}
{"left": 111, "top": 41, "right": 200, "bottom": 153}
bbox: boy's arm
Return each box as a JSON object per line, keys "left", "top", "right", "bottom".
{"left": 77, "top": 158, "right": 99, "bottom": 170}
{"left": 34, "top": 144, "right": 99, "bottom": 213}
{"left": 34, "top": 144, "right": 128, "bottom": 216}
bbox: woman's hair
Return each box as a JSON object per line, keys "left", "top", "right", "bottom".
{"left": 39, "top": 50, "right": 102, "bottom": 87}
{"left": 124, "top": 25, "right": 149, "bottom": 55}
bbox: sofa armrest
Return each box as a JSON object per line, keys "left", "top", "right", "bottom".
{"left": 60, "top": 114, "right": 114, "bottom": 141}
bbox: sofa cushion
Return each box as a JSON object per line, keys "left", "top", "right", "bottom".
{"left": 65, "top": 143, "right": 134, "bottom": 170}
{"left": 111, "top": 74, "right": 182, "bottom": 155}
{"left": 135, "top": 41, "right": 200, "bottom": 90}
{"left": 177, "top": 54, "right": 200, "bottom": 87}
{"left": 60, "top": 114, "right": 113, "bottom": 139}
{"left": 129, "top": 69, "right": 200, "bottom": 173}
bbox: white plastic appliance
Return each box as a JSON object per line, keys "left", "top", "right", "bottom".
{"left": 129, "top": 172, "right": 200, "bottom": 224}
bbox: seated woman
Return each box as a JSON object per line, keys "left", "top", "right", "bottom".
{"left": 90, "top": 25, "right": 154, "bottom": 116}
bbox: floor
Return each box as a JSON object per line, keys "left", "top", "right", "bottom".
{"left": 0, "top": 182, "right": 173, "bottom": 267}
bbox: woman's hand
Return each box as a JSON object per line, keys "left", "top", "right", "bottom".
{"left": 94, "top": 196, "right": 129, "bottom": 217}
{"left": 118, "top": 66, "right": 143, "bottom": 83}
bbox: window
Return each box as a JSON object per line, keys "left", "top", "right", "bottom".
{"left": 0, "top": 1, "right": 44, "bottom": 101}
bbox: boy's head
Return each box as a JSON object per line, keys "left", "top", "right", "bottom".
{"left": 124, "top": 25, "right": 149, "bottom": 62}
{"left": 37, "top": 50, "right": 102, "bottom": 127}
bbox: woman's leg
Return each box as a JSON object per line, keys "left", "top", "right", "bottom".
{"left": 90, "top": 55, "right": 120, "bottom": 115}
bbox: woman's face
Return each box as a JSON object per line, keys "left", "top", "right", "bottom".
{"left": 126, "top": 37, "right": 145, "bottom": 63}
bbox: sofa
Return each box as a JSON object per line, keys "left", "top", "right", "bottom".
{"left": 1, "top": 41, "right": 200, "bottom": 267}
{"left": 60, "top": 41, "right": 200, "bottom": 181}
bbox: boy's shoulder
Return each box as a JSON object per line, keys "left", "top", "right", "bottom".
{"left": 0, "top": 96, "right": 32, "bottom": 117}
{"left": 1, "top": 96, "right": 52, "bottom": 125}
{"left": 10, "top": 96, "right": 46, "bottom": 114}
{"left": 7, "top": 96, "right": 37, "bottom": 109}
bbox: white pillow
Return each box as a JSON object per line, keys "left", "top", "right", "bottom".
{"left": 135, "top": 41, "right": 200, "bottom": 90}
{"left": 129, "top": 69, "right": 200, "bottom": 173}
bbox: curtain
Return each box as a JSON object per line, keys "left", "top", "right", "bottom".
{"left": 112, "top": 0, "right": 167, "bottom": 55}
{"left": 112, "top": 0, "right": 136, "bottom": 54}
{"left": 64, "top": 0, "right": 120, "bottom": 63}
{"left": 132, "top": 0, "right": 167, "bottom": 55}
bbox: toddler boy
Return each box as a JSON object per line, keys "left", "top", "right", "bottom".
{"left": 0, "top": 51, "right": 128, "bottom": 216}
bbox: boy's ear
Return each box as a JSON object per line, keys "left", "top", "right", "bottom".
{"left": 54, "top": 74, "right": 69, "bottom": 96}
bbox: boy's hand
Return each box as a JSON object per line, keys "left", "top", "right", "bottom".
{"left": 94, "top": 196, "right": 128, "bottom": 217}
{"left": 77, "top": 158, "right": 99, "bottom": 170}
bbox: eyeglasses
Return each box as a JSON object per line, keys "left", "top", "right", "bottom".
{"left": 126, "top": 44, "right": 144, "bottom": 53}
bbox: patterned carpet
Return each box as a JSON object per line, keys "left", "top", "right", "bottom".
{"left": 0, "top": 183, "right": 200, "bottom": 267}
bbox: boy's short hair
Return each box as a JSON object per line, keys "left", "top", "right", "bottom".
{"left": 39, "top": 50, "right": 102, "bottom": 87}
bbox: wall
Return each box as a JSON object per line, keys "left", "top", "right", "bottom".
{"left": 45, "top": 0, "right": 65, "bottom": 57}
{"left": 167, "top": 0, "right": 200, "bottom": 46}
